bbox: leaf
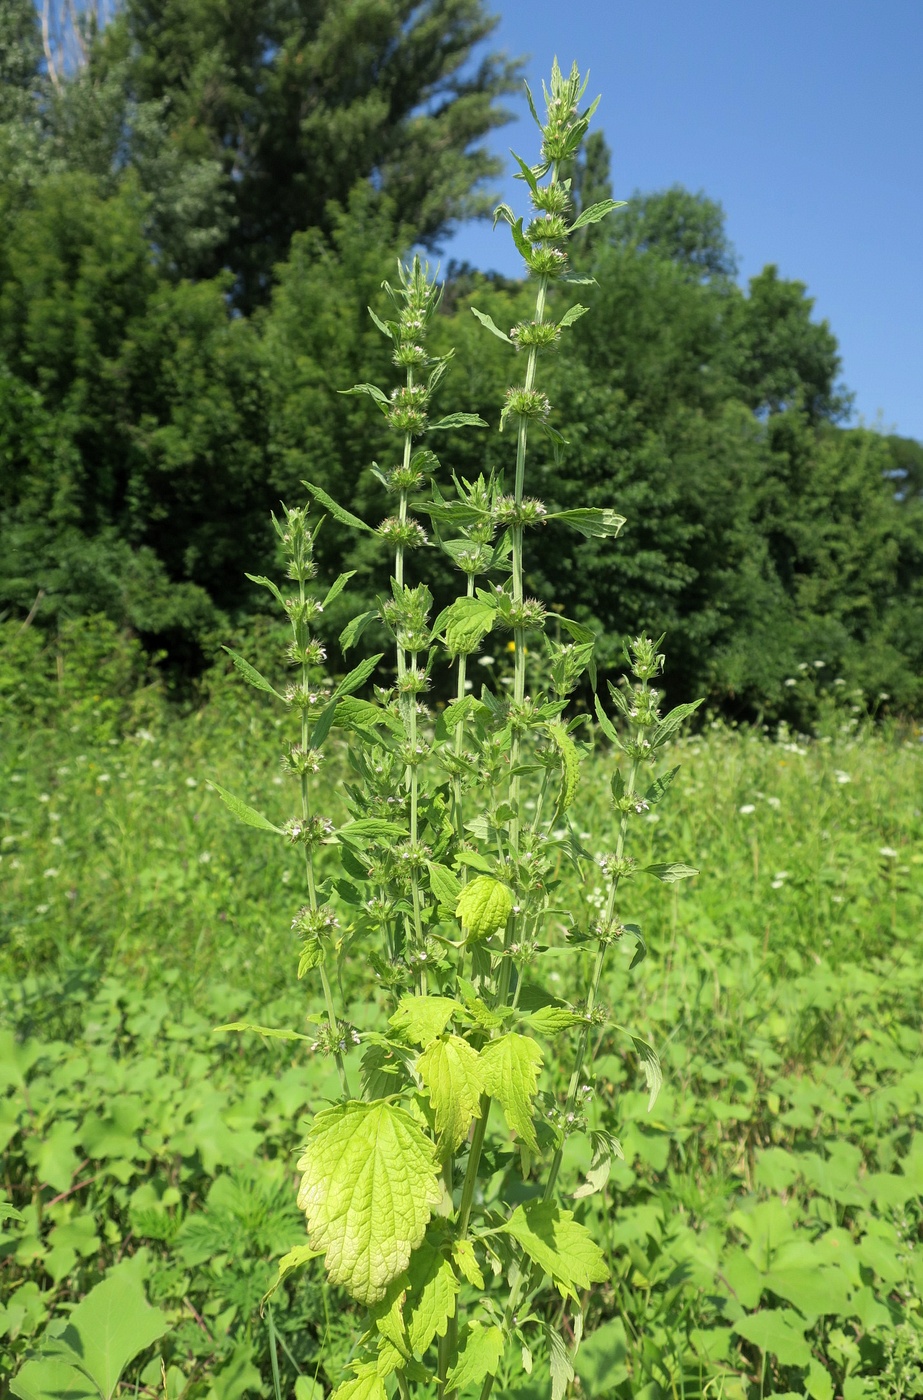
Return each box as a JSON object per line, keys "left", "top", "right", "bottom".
{"left": 57, "top": 1258, "right": 168, "bottom": 1400}
{"left": 613, "top": 1028, "right": 663, "bottom": 1110}
{"left": 593, "top": 694, "right": 620, "bottom": 745}
{"left": 510, "top": 150, "right": 540, "bottom": 194}
{"left": 297, "top": 1102, "right": 441, "bottom": 1305}
{"left": 548, "top": 721, "right": 579, "bottom": 815}
{"left": 418, "top": 1035, "right": 485, "bottom": 1151}
{"left": 456, "top": 877, "right": 513, "bottom": 942}
{"left": 500, "top": 1200, "right": 608, "bottom": 1300}
{"left": 338, "top": 818, "right": 406, "bottom": 842}
{"left": 643, "top": 863, "right": 698, "bottom": 883}
{"left": 453, "top": 1239, "right": 485, "bottom": 1289}
{"left": 527, "top": 1006, "right": 586, "bottom": 1035}
{"left": 732, "top": 1309, "right": 812, "bottom": 1367}
{"left": 209, "top": 783, "right": 282, "bottom": 833}
{"left": 367, "top": 307, "right": 394, "bottom": 340}
{"left": 557, "top": 303, "right": 589, "bottom": 329}
{"left": 446, "top": 1323, "right": 505, "bottom": 1392}
{"left": 652, "top": 698, "right": 703, "bottom": 747}
{"left": 303, "top": 481, "right": 373, "bottom": 533}
{"left": 480, "top": 1033, "right": 542, "bottom": 1152}
{"left": 426, "top": 861, "right": 462, "bottom": 908}
{"left": 214, "top": 1021, "right": 316, "bottom": 1042}
{"left": 10, "top": 1359, "right": 99, "bottom": 1400}
{"left": 429, "top": 413, "right": 489, "bottom": 431}
{"left": 549, "top": 508, "right": 626, "bottom": 539}
{"left": 222, "top": 648, "right": 284, "bottom": 700}
{"left": 543, "top": 1324, "right": 574, "bottom": 1400}
{"left": 405, "top": 1243, "right": 460, "bottom": 1352}
{"left": 332, "top": 653, "right": 383, "bottom": 701}
{"left": 322, "top": 571, "right": 356, "bottom": 610}
{"left": 245, "top": 571, "right": 285, "bottom": 606}
{"left": 573, "top": 1130, "right": 623, "bottom": 1199}
{"left": 334, "top": 696, "right": 401, "bottom": 735}
{"left": 310, "top": 698, "right": 339, "bottom": 750}
{"left": 569, "top": 198, "right": 624, "bottom": 230}
{"left": 645, "top": 766, "right": 680, "bottom": 805}
{"left": 470, "top": 306, "right": 514, "bottom": 344}
{"left": 340, "top": 611, "right": 379, "bottom": 652}
{"left": 328, "top": 1366, "right": 388, "bottom": 1400}
{"left": 441, "top": 596, "right": 497, "bottom": 655}
{"left": 263, "top": 1243, "right": 325, "bottom": 1303}
{"left": 341, "top": 381, "right": 389, "bottom": 406}
{"left": 390, "top": 995, "right": 461, "bottom": 1048}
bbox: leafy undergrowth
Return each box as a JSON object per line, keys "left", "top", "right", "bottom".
{"left": 2, "top": 706, "right": 921, "bottom": 1398}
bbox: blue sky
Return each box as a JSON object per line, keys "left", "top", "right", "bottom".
{"left": 442, "top": 0, "right": 922, "bottom": 441}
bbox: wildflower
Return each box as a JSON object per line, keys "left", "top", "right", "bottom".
{"left": 39, "top": 793, "right": 50, "bottom": 802}
{"left": 43, "top": 868, "right": 59, "bottom": 878}
{"left": 478, "top": 655, "right": 495, "bottom": 667}
{"left": 834, "top": 770, "right": 851, "bottom": 784}
{"left": 783, "top": 678, "right": 797, "bottom": 687}
{"left": 185, "top": 777, "right": 198, "bottom": 788}
{"left": 766, "top": 796, "right": 781, "bottom": 809}
{"left": 879, "top": 846, "right": 898, "bottom": 859}
{"left": 739, "top": 804, "right": 756, "bottom": 815}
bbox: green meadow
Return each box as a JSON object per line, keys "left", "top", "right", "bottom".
{"left": 2, "top": 634, "right": 921, "bottom": 1400}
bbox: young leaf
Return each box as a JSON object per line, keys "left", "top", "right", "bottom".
{"left": 222, "top": 647, "right": 284, "bottom": 700}
{"left": 429, "top": 413, "right": 489, "bottom": 431}
{"left": 480, "top": 1033, "right": 542, "bottom": 1152}
{"left": 215, "top": 1022, "right": 315, "bottom": 1042}
{"left": 612, "top": 1027, "right": 663, "bottom": 1110}
{"left": 263, "top": 1243, "right": 325, "bottom": 1303}
{"left": 500, "top": 1201, "right": 608, "bottom": 1300}
{"left": 390, "top": 995, "right": 461, "bottom": 1047}
{"left": 453, "top": 1239, "right": 485, "bottom": 1290}
{"left": 340, "top": 382, "right": 389, "bottom": 406}
{"left": 303, "top": 481, "right": 373, "bottom": 533}
{"left": 643, "top": 863, "right": 699, "bottom": 883}
{"left": 572, "top": 1130, "right": 623, "bottom": 1200}
{"left": 557, "top": 303, "right": 589, "bottom": 329}
{"left": 527, "top": 1006, "right": 586, "bottom": 1035}
{"left": 332, "top": 654, "right": 383, "bottom": 702}
{"left": 446, "top": 1323, "right": 505, "bottom": 1392}
{"left": 322, "top": 571, "right": 357, "bottom": 610}
{"left": 426, "top": 861, "right": 462, "bottom": 908}
{"left": 334, "top": 696, "right": 401, "bottom": 735}
{"left": 593, "top": 695, "right": 620, "bottom": 746}
{"left": 440, "top": 596, "right": 497, "bottom": 656}
{"left": 418, "top": 1035, "right": 485, "bottom": 1151}
{"left": 510, "top": 150, "right": 540, "bottom": 194}
{"left": 297, "top": 1102, "right": 441, "bottom": 1305}
{"left": 209, "top": 783, "right": 283, "bottom": 834}
{"left": 470, "top": 307, "right": 513, "bottom": 344}
{"left": 367, "top": 307, "right": 394, "bottom": 340}
{"left": 404, "top": 1243, "right": 460, "bottom": 1353}
{"left": 548, "top": 508, "right": 626, "bottom": 539}
{"left": 456, "top": 876, "right": 513, "bottom": 942}
{"left": 645, "top": 765, "right": 680, "bottom": 805}
{"left": 568, "top": 198, "right": 624, "bottom": 231}
{"left": 543, "top": 1323, "right": 574, "bottom": 1400}
{"left": 548, "top": 721, "right": 579, "bottom": 815}
{"left": 340, "top": 611, "right": 379, "bottom": 652}
{"left": 328, "top": 1366, "right": 388, "bottom": 1400}
{"left": 651, "top": 698, "right": 703, "bottom": 747}
{"left": 245, "top": 571, "right": 286, "bottom": 606}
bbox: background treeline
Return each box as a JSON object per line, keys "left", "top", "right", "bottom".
{"left": 1, "top": 0, "right": 921, "bottom": 721}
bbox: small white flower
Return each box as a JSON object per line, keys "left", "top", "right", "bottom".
{"left": 199, "top": 851, "right": 212, "bottom": 863}
{"left": 49, "top": 811, "right": 60, "bottom": 822}
{"left": 281, "top": 870, "right": 292, "bottom": 884}
{"left": 478, "top": 655, "right": 495, "bottom": 666}
{"left": 833, "top": 677, "right": 845, "bottom": 686}
{"left": 98, "top": 773, "right": 111, "bottom": 783}
{"left": 152, "top": 758, "right": 163, "bottom": 769}
{"left": 272, "top": 775, "right": 283, "bottom": 785}
{"left": 43, "top": 868, "right": 59, "bottom": 878}
{"left": 51, "top": 836, "right": 64, "bottom": 847}
{"left": 739, "top": 804, "right": 756, "bottom": 815}
{"left": 834, "top": 770, "right": 851, "bottom": 784}
{"left": 35, "top": 903, "right": 50, "bottom": 914}
{"left": 185, "top": 777, "right": 198, "bottom": 788}
{"left": 814, "top": 659, "right": 825, "bottom": 668}
{"left": 464, "top": 680, "right": 473, "bottom": 691}
{"left": 39, "top": 792, "right": 50, "bottom": 802}
{"left": 783, "top": 678, "right": 797, "bottom": 687}
{"left": 879, "top": 846, "right": 898, "bottom": 859}
{"left": 645, "top": 812, "right": 660, "bottom": 823}
{"left": 766, "top": 796, "right": 781, "bottom": 809}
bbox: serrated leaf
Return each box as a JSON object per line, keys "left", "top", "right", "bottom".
{"left": 500, "top": 1200, "right": 608, "bottom": 1300}
{"left": 209, "top": 783, "right": 282, "bottom": 834}
{"left": 263, "top": 1243, "right": 325, "bottom": 1303}
{"left": 339, "top": 818, "right": 405, "bottom": 842}
{"left": 456, "top": 876, "right": 513, "bottom": 942}
{"left": 549, "top": 508, "right": 626, "bottom": 539}
{"left": 441, "top": 596, "right": 497, "bottom": 656}
{"left": 418, "top": 1035, "right": 485, "bottom": 1151}
{"left": 367, "top": 307, "right": 394, "bottom": 340}
{"left": 652, "top": 698, "right": 703, "bottom": 746}
{"left": 453, "top": 1239, "right": 485, "bottom": 1289}
{"left": 544, "top": 1324, "right": 574, "bottom": 1400}
{"left": 329, "top": 1365, "right": 388, "bottom": 1400}
{"left": 612, "top": 1027, "right": 662, "bottom": 1109}
{"left": 557, "top": 303, "right": 589, "bottom": 329}
{"left": 426, "top": 861, "right": 462, "bottom": 908}
{"left": 645, "top": 765, "right": 680, "bottom": 805}
{"left": 446, "top": 1323, "right": 505, "bottom": 1392}
{"left": 527, "top": 1006, "right": 586, "bottom": 1035}
{"left": 222, "top": 647, "right": 284, "bottom": 699}
{"left": 573, "top": 1130, "right": 623, "bottom": 1200}
{"left": 341, "top": 381, "right": 389, "bottom": 406}
{"left": 569, "top": 198, "right": 623, "bottom": 231}
{"left": 593, "top": 694, "right": 620, "bottom": 745}
{"left": 390, "top": 995, "right": 461, "bottom": 1047}
{"left": 215, "top": 1021, "right": 315, "bottom": 1042}
{"left": 624, "top": 922, "right": 647, "bottom": 969}
{"left": 245, "top": 571, "right": 285, "bottom": 606}
{"left": 643, "top": 863, "right": 698, "bottom": 883}
{"left": 304, "top": 481, "right": 373, "bottom": 533}
{"left": 340, "top": 610, "right": 379, "bottom": 652}
{"left": 429, "top": 413, "right": 489, "bottom": 432}
{"left": 480, "top": 1033, "right": 542, "bottom": 1152}
{"left": 548, "top": 721, "right": 579, "bottom": 815}
{"left": 297, "top": 1102, "right": 441, "bottom": 1305}
{"left": 332, "top": 653, "right": 383, "bottom": 701}
{"left": 510, "top": 150, "right": 540, "bottom": 194}
{"left": 405, "top": 1244, "right": 460, "bottom": 1352}
{"left": 322, "top": 571, "right": 356, "bottom": 610}
{"left": 470, "top": 307, "right": 513, "bottom": 344}
{"left": 334, "top": 696, "right": 401, "bottom": 735}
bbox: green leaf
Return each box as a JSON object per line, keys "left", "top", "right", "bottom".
{"left": 297, "top": 1101, "right": 441, "bottom": 1305}
{"left": 214, "top": 1021, "right": 316, "bottom": 1042}
{"left": 340, "top": 610, "right": 379, "bottom": 652}
{"left": 557, "top": 303, "right": 589, "bottom": 329}
{"left": 367, "top": 307, "right": 394, "bottom": 340}
{"left": 405, "top": 1243, "right": 460, "bottom": 1352}
{"left": 328, "top": 1366, "right": 388, "bottom": 1400}
{"left": 548, "top": 720, "right": 579, "bottom": 815}
{"left": 245, "top": 571, "right": 286, "bottom": 606}
{"left": 652, "top": 699, "right": 703, "bottom": 747}
{"left": 59, "top": 1258, "right": 168, "bottom": 1400}
{"left": 334, "top": 697, "right": 401, "bottom": 735}
{"left": 426, "top": 861, "right": 462, "bottom": 908}
{"left": 544, "top": 1323, "right": 574, "bottom": 1400}
{"left": 569, "top": 198, "right": 624, "bottom": 231}
{"left": 10, "top": 1359, "right": 98, "bottom": 1400}
{"left": 456, "top": 876, "right": 513, "bottom": 942}
{"left": 500, "top": 1200, "right": 608, "bottom": 1300}
{"left": 310, "top": 699, "right": 339, "bottom": 750}
{"left": 390, "top": 995, "right": 461, "bottom": 1047}
{"left": 209, "top": 782, "right": 283, "bottom": 834}
{"left": 643, "top": 863, "right": 698, "bottom": 883}
{"left": 510, "top": 151, "right": 541, "bottom": 194}
{"left": 418, "top": 1035, "right": 485, "bottom": 1151}
{"left": 332, "top": 654, "right": 383, "bottom": 701}
{"left": 527, "top": 1006, "right": 586, "bottom": 1035}
{"left": 453, "top": 1239, "right": 485, "bottom": 1289}
{"left": 548, "top": 508, "right": 626, "bottom": 539}
{"left": 645, "top": 766, "right": 680, "bottom": 805}
{"left": 573, "top": 1130, "right": 623, "bottom": 1199}
{"left": 593, "top": 694, "right": 621, "bottom": 745}
{"left": 732, "top": 1309, "right": 811, "bottom": 1367}
{"left": 341, "top": 382, "right": 389, "bottom": 406}
{"left": 263, "top": 1243, "right": 325, "bottom": 1303}
{"left": 446, "top": 1323, "right": 505, "bottom": 1392}
{"left": 470, "top": 307, "right": 513, "bottom": 344}
{"left": 480, "top": 1033, "right": 542, "bottom": 1152}
{"left": 339, "top": 818, "right": 406, "bottom": 842}
{"left": 441, "top": 596, "right": 497, "bottom": 656}
{"left": 322, "top": 571, "right": 357, "bottom": 610}
{"left": 429, "top": 413, "right": 489, "bottom": 431}
{"left": 613, "top": 1028, "right": 663, "bottom": 1110}
{"left": 222, "top": 647, "right": 284, "bottom": 700}
{"left": 303, "top": 481, "right": 373, "bottom": 533}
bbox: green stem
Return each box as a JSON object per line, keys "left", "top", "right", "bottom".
{"left": 455, "top": 1096, "right": 491, "bottom": 1241}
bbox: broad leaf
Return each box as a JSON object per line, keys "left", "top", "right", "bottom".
{"left": 500, "top": 1200, "right": 608, "bottom": 1300}
{"left": 456, "top": 877, "right": 513, "bottom": 942}
{"left": 557, "top": 303, "right": 588, "bottom": 329}
{"left": 340, "top": 611, "right": 379, "bottom": 652}
{"left": 527, "top": 1006, "right": 586, "bottom": 1035}
{"left": 329, "top": 1365, "right": 388, "bottom": 1400}
{"left": 426, "top": 861, "right": 462, "bottom": 908}
{"left": 549, "top": 508, "right": 626, "bottom": 539}
{"left": 59, "top": 1258, "right": 168, "bottom": 1400}
{"left": 733, "top": 1309, "right": 811, "bottom": 1367}
{"left": 569, "top": 198, "right": 624, "bottom": 230}
{"left": 304, "top": 481, "right": 373, "bottom": 533}
{"left": 297, "top": 1102, "right": 441, "bottom": 1304}
{"left": 418, "top": 1035, "right": 485, "bottom": 1150}
{"left": 480, "top": 1033, "right": 542, "bottom": 1152}
{"left": 405, "top": 1243, "right": 460, "bottom": 1352}
{"left": 429, "top": 413, "right": 489, "bottom": 431}
{"left": 209, "top": 783, "right": 282, "bottom": 834}
{"left": 10, "top": 1359, "right": 98, "bottom": 1400}
{"left": 643, "top": 863, "right": 698, "bottom": 883}
{"left": 441, "top": 596, "right": 497, "bottom": 656}
{"left": 453, "top": 1239, "right": 485, "bottom": 1289}
{"left": 390, "top": 995, "right": 462, "bottom": 1047}
{"left": 446, "top": 1323, "right": 505, "bottom": 1392}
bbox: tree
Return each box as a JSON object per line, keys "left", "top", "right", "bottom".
{"left": 735, "top": 264, "right": 849, "bottom": 422}
{"left": 610, "top": 185, "right": 738, "bottom": 280}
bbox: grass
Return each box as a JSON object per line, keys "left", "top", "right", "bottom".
{"left": 2, "top": 684, "right": 922, "bottom": 1398}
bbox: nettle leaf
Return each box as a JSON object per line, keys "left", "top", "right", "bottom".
{"left": 569, "top": 198, "right": 624, "bottom": 231}
{"left": 480, "top": 1033, "right": 542, "bottom": 1152}
{"left": 549, "top": 508, "right": 626, "bottom": 539}
{"left": 527, "top": 1006, "right": 586, "bottom": 1035}
{"left": 442, "top": 596, "right": 497, "bottom": 656}
{"left": 652, "top": 698, "right": 703, "bottom": 747}
{"left": 340, "top": 610, "right": 379, "bottom": 652}
{"left": 390, "top": 995, "right": 461, "bottom": 1048}
{"left": 405, "top": 1243, "right": 460, "bottom": 1353}
{"left": 470, "top": 306, "right": 514, "bottom": 344}
{"left": 453, "top": 1239, "right": 485, "bottom": 1289}
{"left": 334, "top": 697, "right": 402, "bottom": 735}
{"left": 263, "top": 1243, "right": 325, "bottom": 1303}
{"left": 593, "top": 695, "right": 621, "bottom": 746}
{"left": 645, "top": 765, "right": 680, "bottom": 805}
{"left": 557, "top": 303, "right": 589, "bottom": 329}
{"left": 612, "top": 1027, "right": 663, "bottom": 1110}
{"left": 297, "top": 1102, "right": 441, "bottom": 1305}
{"left": 500, "top": 1200, "right": 608, "bottom": 1300}
{"left": 643, "top": 863, "right": 698, "bottom": 883}
{"left": 222, "top": 647, "right": 284, "bottom": 700}
{"left": 573, "top": 1130, "right": 623, "bottom": 1200}
{"left": 446, "top": 1323, "right": 505, "bottom": 1392}
{"left": 322, "top": 571, "right": 356, "bottom": 610}
{"left": 543, "top": 1323, "right": 574, "bottom": 1400}
{"left": 304, "top": 481, "right": 374, "bottom": 533}
{"left": 418, "top": 1035, "right": 485, "bottom": 1151}
{"left": 209, "top": 783, "right": 283, "bottom": 834}
{"left": 332, "top": 654, "right": 383, "bottom": 702}
{"left": 215, "top": 1021, "right": 316, "bottom": 1043}
{"left": 329, "top": 1365, "right": 388, "bottom": 1400}
{"left": 548, "top": 721, "right": 579, "bottom": 815}
{"left": 426, "top": 861, "right": 462, "bottom": 908}
{"left": 456, "top": 876, "right": 513, "bottom": 942}
{"left": 429, "top": 413, "right": 489, "bottom": 431}
{"left": 245, "top": 571, "right": 285, "bottom": 606}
